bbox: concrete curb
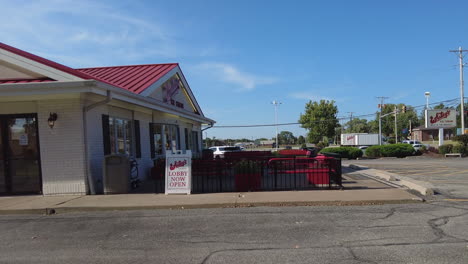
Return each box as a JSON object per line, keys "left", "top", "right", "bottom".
{"left": 347, "top": 164, "right": 434, "bottom": 196}
{"left": 0, "top": 199, "right": 423, "bottom": 215}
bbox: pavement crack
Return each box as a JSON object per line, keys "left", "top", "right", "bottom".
{"left": 379, "top": 207, "right": 396, "bottom": 219}
{"left": 345, "top": 247, "right": 378, "bottom": 264}
{"left": 427, "top": 212, "right": 468, "bottom": 243}
{"left": 53, "top": 196, "right": 83, "bottom": 206}
{"left": 200, "top": 247, "right": 283, "bottom": 264}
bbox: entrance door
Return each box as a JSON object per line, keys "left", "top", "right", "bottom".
{"left": 0, "top": 114, "right": 42, "bottom": 195}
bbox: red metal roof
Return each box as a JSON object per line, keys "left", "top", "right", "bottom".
{"left": 0, "top": 77, "right": 56, "bottom": 84}
{"left": 1, "top": 42, "right": 179, "bottom": 94}
{"left": 76, "top": 64, "right": 178, "bottom": 94}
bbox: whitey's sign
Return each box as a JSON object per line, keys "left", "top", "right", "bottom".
{"left": 425, "top": 109, "right": 457, "bottom": 128}
{"left": 165, "top": 151, "right": 192, "bottom": 194}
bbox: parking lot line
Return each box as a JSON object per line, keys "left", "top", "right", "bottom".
{"left": 443, "top": 198, "right": 468, "bottom": 202}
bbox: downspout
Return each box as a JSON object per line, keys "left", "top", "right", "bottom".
{"left": 201, "top": 122, "right": 214, "bottom": 131}
{"left": 201, "top": 123, "right": 214, "bottom": 149}
{"left": 83, "top": 90, "right": 112, "bottom": 194}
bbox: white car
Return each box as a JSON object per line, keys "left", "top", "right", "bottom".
{"left": 412, "top": 144, "right": 424, "bottom": 153}
{"left": 209, "top": 146, "right": 242, "bottom": 158}
{"left": 402, "top": 140, "right": 422, "bottom": 145}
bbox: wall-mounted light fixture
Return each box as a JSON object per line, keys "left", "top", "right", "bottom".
{"left": 48, "top": 112, "right": 58, "bottom": 128}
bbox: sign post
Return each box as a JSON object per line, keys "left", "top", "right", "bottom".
{"left": 165, "top": 150, "right": 192, "bottom": 195}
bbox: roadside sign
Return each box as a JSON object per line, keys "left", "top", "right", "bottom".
{"left": 165, "top": 151, "right": 192, "bottom": 195}
{"left": 425, "top": 109, "right": 456, "bottom": 128}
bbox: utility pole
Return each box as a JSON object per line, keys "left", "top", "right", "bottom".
{"left": 376, "top": 96, "right": 389, "bottom": 145}
{"left": 347, "top": 112, "right": 354, "bottom": 132}
{"left": 409, "top": 119, "right": 412, "bottom": 140}
{"left": 394, "top": 106, "right": 398, "bottom": 143}
{"left": 272, "top": 100, "right": 282, "bottom": 151}
{"left": 450, "top": 47, "right": 468, "bottom": 135}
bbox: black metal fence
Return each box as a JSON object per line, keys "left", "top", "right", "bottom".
{"left": 152, "top": 154, "right": 342, "bottom": 194}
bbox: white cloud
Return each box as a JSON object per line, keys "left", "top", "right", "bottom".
{"left": 194, "top": 62, "right": 278, "bottom": 91}
{"left": 0, "top": 0, "right": 195, "bottom": 67}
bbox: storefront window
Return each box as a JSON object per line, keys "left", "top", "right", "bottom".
{"left": 184, "top": 128, "right": 192, "bottom": 150}
{"left": 153, "top": 124, "right": 163, "bottom": 155}
{"left": 150, "top": 123, "right": 179, "bottom": 156}
{"left": 109, "top": 117, "right": 132, "bottom": 155}
{"left": 191, "top": 131, "right": 199, "bottom": 153}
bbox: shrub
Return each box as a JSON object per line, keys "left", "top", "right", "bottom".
{"left": 438, "top": 144, "right": 453, "bottom": 155}
{"left": 362, "top": 144, "right": 414, "bottom": 158}
{"left": 452, "top": 145, "right": 467, "bottom": 155}
{"left": 427, "top": 146, "right": 438, "bottom": 154}
{"left": 420, "top": 145, "right": 427, "bottom": 153}
{"left": 365, "top": 145, "right": 381, "bottom": 158}
{"left": 300, "top": 143, "right": 307, "bottom": 149}
{"left": 452, "top": 135, "right": 468, "bottom": 148}
{"left": 319, "top": 147, "right": 363, "bottom": 159}
{"left": 316, "top": 141, "right": 328, "bottom": 150}
{"left": 380, "top": 144, "right": 414, "bottom": 158}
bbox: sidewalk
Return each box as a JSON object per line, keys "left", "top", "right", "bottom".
{"left": 0, "top": 167, "right": 422, "bottom": 215}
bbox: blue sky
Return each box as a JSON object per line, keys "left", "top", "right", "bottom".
{"left": 2, "top": 0, "right": 467, "bottom": 139}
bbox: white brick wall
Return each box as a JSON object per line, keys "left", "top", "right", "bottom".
{"left": 134, "top": 111, "right": 153, "bottom": 181}
{"left": 37, "top": 99, "right": 87, "bottom": 195}
{"left": 86, "top": 104, "right": 155, "bottom": 193}
{"left": 85, "top": 103, "right": 107, "bottom": 194}
{"left": 1, "top": 97, "right": 205, "bottom": 195}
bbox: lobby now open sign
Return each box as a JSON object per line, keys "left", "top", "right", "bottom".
{"left": 165, "top": 151, "right": 192, "bottom": 194}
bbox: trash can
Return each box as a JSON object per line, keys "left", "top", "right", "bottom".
{"left": 103, "top": 154, "right": 130, "bottom": 194}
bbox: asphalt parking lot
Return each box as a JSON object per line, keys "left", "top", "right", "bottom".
{"left": 343, "top": 157, "right": 468, "bottom": 200}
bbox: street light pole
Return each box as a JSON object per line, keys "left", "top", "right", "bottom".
{"left": 272, "top": 100, "right": 281, "bottom": 151}
{"left": 424, "top": 91, "right": 431, "bottom": 110}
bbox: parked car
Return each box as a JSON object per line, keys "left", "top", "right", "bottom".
{"left": 412, "top": 144, "right": 424, "bottom": 153}
{"left": 402, "top": 140, "right": 422, "bottom": 145}
{"left": 209, "top": 146, "right": 242, "bottom": 158}
{"left": 402, "top": 140, "right": 430, "bottom": 149}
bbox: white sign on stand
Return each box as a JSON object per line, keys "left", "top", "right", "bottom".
{"left": 165, "top": 150, "right": 192, "bottom": 195}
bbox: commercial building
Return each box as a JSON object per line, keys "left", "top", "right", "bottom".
{"left": 0, "top": 42, "right": 214, "bottom": 195}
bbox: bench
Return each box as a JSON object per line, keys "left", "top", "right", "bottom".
{"left": 445, "top": 153, "right": 462, "bottom": 158}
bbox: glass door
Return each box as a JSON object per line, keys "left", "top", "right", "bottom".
{"left": 0, "top": 114, "right": 42, "bottom": 194}
{"left": 0, "top": 125, "right": 5, "bottom": 193}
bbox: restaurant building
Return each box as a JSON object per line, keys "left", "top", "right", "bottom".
{"left": 0, "top": 42, "right": 214, "bottom": 195}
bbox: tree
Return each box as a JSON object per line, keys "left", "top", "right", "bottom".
{"left": 277, "top": 131, "right": 297, "bottom": 145}
{"left": 434, "top": 103, "right": 445, "bottom": 109}
{"left": 375, "top": 104, "right": 420, "bottom": 141}
{"left": 299, "top": 100, "right": 339, "bottom": 144}
{"left": 204, "top": 137, "right": 213, "bottom": 148}
{"left": 344, "top": 118, "right": 370, "bottom": 133}
{"left": 297, "top": 135, "right": 305, "bottom": 144}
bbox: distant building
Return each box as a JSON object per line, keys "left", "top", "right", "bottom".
{"left": 411, "top": 126, "right": 455, "bottom": 141}
{"left": 259, "top": 140, "right": 275, "bottom": 146}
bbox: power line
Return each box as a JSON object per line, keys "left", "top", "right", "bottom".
{"left": 207, "top": 97, "right": 464, "bottom": 129}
